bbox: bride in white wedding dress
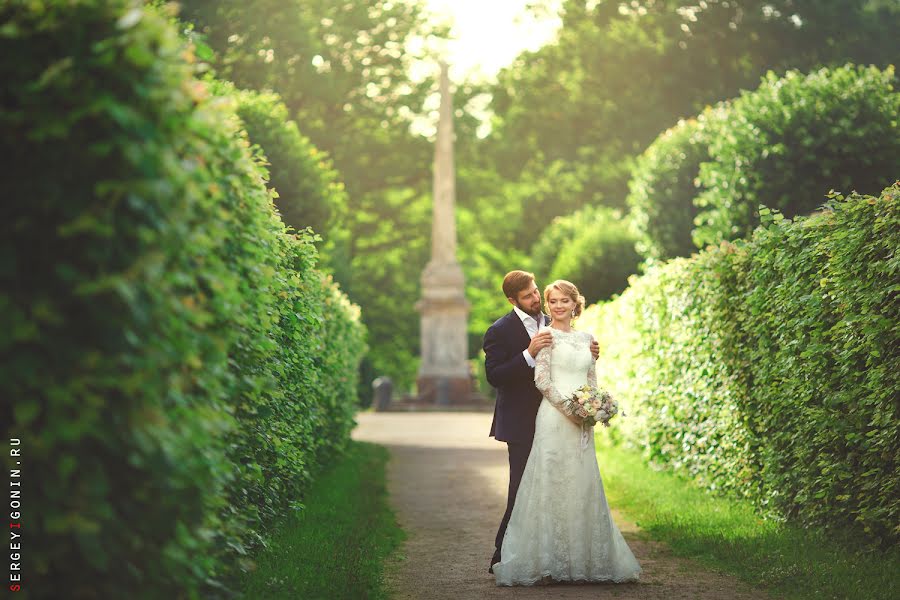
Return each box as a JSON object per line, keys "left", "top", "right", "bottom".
{"left": 493, "top": 280, "right": 642, "bottom": 586}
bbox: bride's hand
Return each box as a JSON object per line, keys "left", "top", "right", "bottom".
{"left": 567, "top": 408, "right": 586, "bottom": 426}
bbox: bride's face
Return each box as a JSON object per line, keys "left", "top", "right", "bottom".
{"left": 546, "top": 289, "right": 574, "bottom": 321}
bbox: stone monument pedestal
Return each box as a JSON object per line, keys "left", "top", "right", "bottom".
{"left": 415, "top": 259, "right": 472, "bottom": 406}
{"left": 415, "top": 375, "right": 472, "bottom": 406}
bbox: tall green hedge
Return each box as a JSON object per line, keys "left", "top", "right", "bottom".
{"left": 625, "top": 109, "right": 721, "bottom": 261}
{"left": 583, "top": 183, "right": 899, "bottom": 548}
{"left": 0, "top": 1, "right": 364, "bottom": 596}
{"left": 694, "top": 64, "right": 900, "bottom": 246}
{"left": 210, "top": 80, "right": 347, "bottom": 247}
{"left": 627, "top": 64, "right": 900, "bottom": 259}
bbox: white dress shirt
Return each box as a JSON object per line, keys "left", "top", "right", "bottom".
{"left": 513, "top": 305, "right": 545, "bottom": 368}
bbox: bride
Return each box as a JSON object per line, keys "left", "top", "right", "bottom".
{"left": 492, "top": 279, "right": 643, "bottom": 586}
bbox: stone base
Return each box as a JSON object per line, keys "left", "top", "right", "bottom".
{"left": 382, "top": 394, "right": 493, "bottom": 412}
{"left": 371, "top": 376, "right": 493, "bottom": 412}
{"left": 416, "top": 375, "right": 472, "bottom": 406}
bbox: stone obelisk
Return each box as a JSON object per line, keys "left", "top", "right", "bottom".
{"left": 415, "top": 62, "right": 471, "bottom": 405}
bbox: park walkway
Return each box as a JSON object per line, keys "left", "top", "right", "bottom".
{"left": 353, "top": 412, "right": 772, "bottom": 600}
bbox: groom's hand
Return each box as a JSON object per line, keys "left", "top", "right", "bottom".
{"left": 527, "top": 330, "right": 553, "bottom": 358}
{"left": 590, "top": 338, "right": 600, "bottom": 361}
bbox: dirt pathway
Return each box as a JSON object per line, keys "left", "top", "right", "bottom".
{"left": 353, "top": 412, "right": 772, "bottom": 600}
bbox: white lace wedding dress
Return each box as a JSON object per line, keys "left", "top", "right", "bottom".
{"left": 493, "top": 326, "right": 642, "bottom": 586}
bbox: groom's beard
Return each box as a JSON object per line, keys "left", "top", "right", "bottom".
{"left": 515, "top": 301, "right": 542, "bottom": 321}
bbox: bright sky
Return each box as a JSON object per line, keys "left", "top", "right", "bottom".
{"left": 410, "top": 0, "right": 562, "bottom": 136}
{"left": 418, "top": 0, "right": 562, "bottom": 80}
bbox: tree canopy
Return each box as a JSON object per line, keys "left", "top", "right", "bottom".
{"left": 172, "top": 0, "right": 900, "bottom": 391}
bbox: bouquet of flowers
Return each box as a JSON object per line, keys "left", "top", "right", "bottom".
{"left": 565, "top": 384, "right": 622, "bottom": 427}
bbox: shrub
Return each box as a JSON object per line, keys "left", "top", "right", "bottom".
{"left": 583, "top": 183, "right": 900, "bottom": 548}
{"left": 533, "top": 206, "right": 642, "bottom": 304}
{"left": 626, "top": 109, "right": 723, "bottom": 260}
{"left": 0, "top": 1, "right": 365, "bottom": 596}
{"left": 210, "top": 80, "right": 347, "bottom": 241}
{"left": 693, "top": 64, "right": 900, "bottom": 246}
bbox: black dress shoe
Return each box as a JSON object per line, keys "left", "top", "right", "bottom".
{"left": 489, "top": 550, "right": 501, "bottom": 574}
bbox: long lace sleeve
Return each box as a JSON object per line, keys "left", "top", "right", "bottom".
{"left": 534, "top": 342, "right": 575, "bottom": 416}
{"left": 587, "top": 333, "right": 598, "bottom": 389}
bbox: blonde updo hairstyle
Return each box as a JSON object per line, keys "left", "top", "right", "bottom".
{"left": 543, "top": 279, "right": 586, "bottom": 319}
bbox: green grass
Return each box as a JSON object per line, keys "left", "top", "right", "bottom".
{"left": 595, "top": 437, "right": 900, "bottom": 600}
{"left": 237, "top": 441, "right": 404, "bottom": 599}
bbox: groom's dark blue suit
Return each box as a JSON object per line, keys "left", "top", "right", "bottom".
{"left": 483, "top": 309, "right": 550, "bottom": 566}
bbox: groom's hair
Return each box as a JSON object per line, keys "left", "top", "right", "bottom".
{"left": 502, "top": 270, "right": 536, "bottom": 300}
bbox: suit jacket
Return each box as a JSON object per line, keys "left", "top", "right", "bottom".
{"left": 484, "top": 310, "right": 550, "bottom": 444}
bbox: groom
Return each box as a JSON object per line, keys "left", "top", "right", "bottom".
{"left": 483, "top": 270, "right": 599, "bottom": 573}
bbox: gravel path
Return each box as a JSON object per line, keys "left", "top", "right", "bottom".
{"left": 353, "top": 412, "right": 773, "bottom": 600}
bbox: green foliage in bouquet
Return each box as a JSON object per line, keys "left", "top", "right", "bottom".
{"left": 583, "top": 183, "right": 899, "bottom": 548}
{"left": 0, "top": 0, "right": 364, "bottom": 596}
{"left": 693, "top": 64, "right": 900, "bottom": 246}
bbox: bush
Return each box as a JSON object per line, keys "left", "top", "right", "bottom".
{"left": 0, "top": 1, "right": 364, "bottom": 596}
{"left": 693, "top": 64, "right": 900, "bottom": 246}
{"left": 628, "top": 64, "right": 900, "bottom": 259}
{"left": 210, "top": 80, "right": 347, "bottom": 242}
{"left": 532, "top": 206, "right": 642, "bottom": 304}
{"left": 583, "top": 183, "right": 900, "bottom": 548}
{"left": 626, "top": 109, "right": 722, "bottom": 261}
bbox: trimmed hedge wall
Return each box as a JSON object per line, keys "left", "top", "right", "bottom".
{"left": 694, "top": 64, "right": 900, "bottom": 247}
{"left": 583, "top": 184, "right": 899, "bottom": 548}
{"left": 0, "top": 1, "right": 364, "bottom": 596}
{"left": 627, "top": 65, "right": 900, "bottom": 260}
{"left": 211, "top": 79, "right": 347, "bottom": 245}
{"left": 626, "top": 109, "right": 721, "bottom": 261}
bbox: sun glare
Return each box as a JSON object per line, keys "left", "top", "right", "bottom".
{"left": 411, "top": 0, "right": 562, "bottom": 137}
